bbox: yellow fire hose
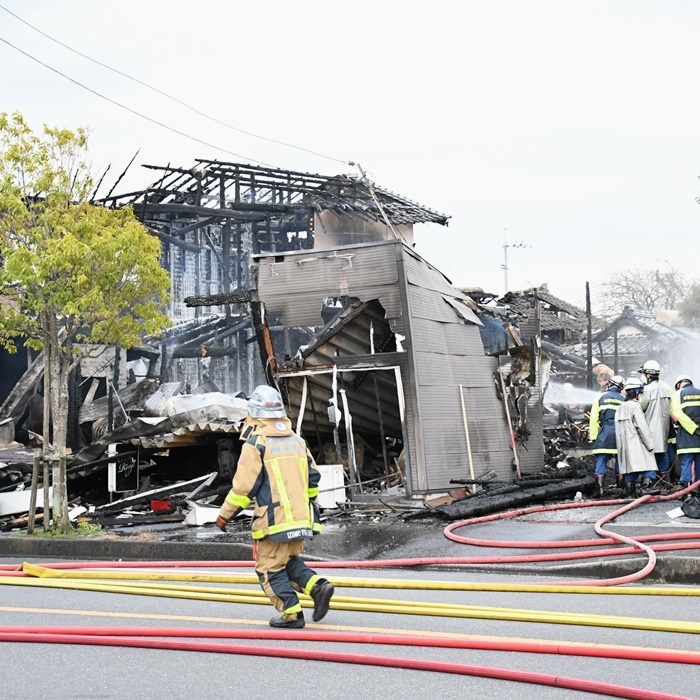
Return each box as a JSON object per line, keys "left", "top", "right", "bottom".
{"left": 2, "top": 564, "right": 698, "bottom": 636}
{"left": 18, "top": 562, "right": 700, "bottom": 597}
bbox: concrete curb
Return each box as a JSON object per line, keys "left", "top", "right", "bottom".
{"left": 0, "top": 536, "right": 254, "bottom": 562}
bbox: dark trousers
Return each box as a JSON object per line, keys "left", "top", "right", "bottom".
{"left": 255, "top": 538, "right": 319, "bottom": 615}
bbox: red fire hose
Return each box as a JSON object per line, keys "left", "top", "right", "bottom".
{"left": 0, "top": 482, "right": 697, "bottom": 584}
{"left": 0, "top": 627, "right": 694, "bottom": 700}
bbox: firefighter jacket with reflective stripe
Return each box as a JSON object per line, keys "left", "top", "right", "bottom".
{"left": 640, "top": 380, "right": 671, "bottom": 453}
{"left": 220, "top": 417, "right": 322, "bottom": 541}
{"left": 674, "top": 386, "right": 700, "bottom": 454}
{"left": 589, "top": 389, "right": 624, "bottom": 454}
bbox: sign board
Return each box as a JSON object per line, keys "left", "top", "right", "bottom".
{"left": 108, "top": 453, "right": 140, "bottom": 493}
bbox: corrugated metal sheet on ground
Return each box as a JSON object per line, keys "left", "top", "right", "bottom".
{"left": 409, "top": 318, "right": 486, "bottom": 357}
{"left": 144, "top": 382, "right": 182, "bottom": 417}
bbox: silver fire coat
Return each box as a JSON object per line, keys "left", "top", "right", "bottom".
{"left": 614, "top": 400, "right": 657, "bottom": 475}
{"left": 640, "top": 380, "right": 671, "bottom": 453}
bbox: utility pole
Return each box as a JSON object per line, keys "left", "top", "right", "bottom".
{"left": 586, "top": 281, "right": 593, "bottom": 389}
{"left": 501, "top": 229, "right": 529, "bottom": 293}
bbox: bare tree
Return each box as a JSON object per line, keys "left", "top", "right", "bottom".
{"left": 596, "top": 266, "right": 692, "bottom": 319}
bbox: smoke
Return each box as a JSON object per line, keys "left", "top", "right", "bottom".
{"left": 544, "top": 381, "right": 600, "bottom": 406}
{"left": 664, "top": 339, "right": 700, "bottom": 389}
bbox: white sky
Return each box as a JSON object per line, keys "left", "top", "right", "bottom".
{"left": 2, "top": 0, "right": 699, "bottom": 311}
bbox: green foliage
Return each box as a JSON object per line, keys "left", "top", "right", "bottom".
{"left": 0, "top": 111, "right": 171, "bottom": 534}
{"left": 0, "top": 111, "right": 171, "bottom": 355}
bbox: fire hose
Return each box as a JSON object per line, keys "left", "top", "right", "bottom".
{"left": 1, "top": 482, "right": 699, "bottom": 697}
{"left": 0, "top": 626, "right": 696, "bottom": 700}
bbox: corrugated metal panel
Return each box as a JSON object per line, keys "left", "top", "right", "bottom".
{"left": 144, "top": 382, "right": 182, "bottom": 417}
{"left": 261, "top": 288, "right": 403, "bottom": 328}
{"left": 258, "top": 245, "right": 404, "bottom": 328}
{"left": 409, "top": 318, "right": 486, "bottom": 357}
{"left": 406, "top": 286, "right": 462, "bottom": 323}
{"left": 402, "top": 250, "right": 467, "bottom": 298}
{"left": 258, "top": 245, "right": 398, "bottom": 293}
{"left": 413, "top": 351, "right": 496, "bottom": 388}
{"left": 415, "top": 383, "right": 515, "bottom": 489}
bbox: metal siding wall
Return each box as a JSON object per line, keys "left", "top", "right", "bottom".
{"left": 403, "top": 251, "right": 468, "bottom": 298}
{"left": 257, "top": 245, "right": 404, "bottom": 327}
{"left": 410, "top": 317, "right": 487, "bottom": 356}
{"left": 402, "top": 246, "right": 520, "bottom": 492}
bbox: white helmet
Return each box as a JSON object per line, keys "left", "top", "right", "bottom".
{"left": 641, "top": 360, "right": 661, "bottom": 375}
{"left": 248, "top": 385, "right": 286, "bottom": 418}
{"left": 674, "top": 375, "right": 693, "bottom": 391}
{"left": 608, "top": 375, "right": 624, "bottom": 391}
{"left": 624, "top": 377, "right": 644, "bottom": 394}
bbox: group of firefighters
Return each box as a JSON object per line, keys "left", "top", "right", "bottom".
{"left": 589, "top": 360, "right": 700, "bottom": 498}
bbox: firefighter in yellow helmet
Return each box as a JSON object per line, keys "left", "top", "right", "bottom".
{"left": 216, "top": 385, "right": 334, "bottom": 628}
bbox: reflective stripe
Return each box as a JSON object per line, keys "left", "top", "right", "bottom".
{"left": 304, "top": 574, "right": 321, "bottom": 596}
{"left": 269, "top": 458, "right": 294, "bottom": 524}
{"left": 307, "top": 486, "right": 319, "bottom": 498}
{"left": 592, "top": 448, "right": 617, "bottom": 455}
{"left": 283, "top": 603, "right": 303, "bottom": 615}
{"left": 225, "top": 491, "right": 251, "bottom": 509}
{"left": 677, "top": 447, "right": 700, "bottom": 454}
{"left": 681, "top": 401, "right": 700, "bottom": 408}
{"left": 252, "top": 519, "right": 314, "bottom": 539}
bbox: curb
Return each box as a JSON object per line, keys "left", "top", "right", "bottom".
{"left": 0, "top": 536, "right": 254, "bottom": 562}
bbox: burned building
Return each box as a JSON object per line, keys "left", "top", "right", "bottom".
{"left": 1, "top": 159, "right": 545, "bottom": 504}
{"left": 186, "top": 240, "right": 545, "bottom": 495}
{"left": 99, "top": 160, "right": 449, "bottom": 397}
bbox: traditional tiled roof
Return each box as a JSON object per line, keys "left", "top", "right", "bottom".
{"left": 592, "top": 307, "right": 700, "bottom": 355}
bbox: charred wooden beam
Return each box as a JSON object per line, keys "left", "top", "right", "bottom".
{"left": 250, "top": 300, "right": 277, "bottom": 383}
{"left": 172, "top": 216, "right": 217, "bottom": 237}
{"left": 148, "top": 227, "right": 202, "bottom": 253}
{"left": 139, "top": 202, "right": 305, "bottom": 218}
{"left": 185, "top": 289, "right": 255, "bottom": 307}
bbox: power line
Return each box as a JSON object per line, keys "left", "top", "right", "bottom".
{"left": 0, "top": 3, "right": 349, "bottom": 166}
{"left": 0, "top": 34, "right": 274, "bottom": 167}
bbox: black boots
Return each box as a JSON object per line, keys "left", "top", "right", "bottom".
{"left": 639, "top": 477, "right": 661, "bottom": 496}
{"left": 596, "top": 475, "right": 605, "bottom": 498}
{"left": 269, "top": 611, "right": 305, "bottom": 629}
{"left": 310, "top": 579, "right": 335, "bottom": 622}
{"left": 624, "top": 480, "right": 637, "bottom": 499}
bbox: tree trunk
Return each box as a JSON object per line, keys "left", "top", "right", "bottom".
{"left": 42, "top": 312, "right": 53, "bottom": 532}
{"left": 47, "top": 312, "right": 71, "bottom": 534}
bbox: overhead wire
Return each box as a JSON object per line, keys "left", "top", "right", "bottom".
{"left": 0, "top": 3, "right": 349, "bottom": 166}
{"left": 0, "top": 34, "right": 274, "bottom": 167}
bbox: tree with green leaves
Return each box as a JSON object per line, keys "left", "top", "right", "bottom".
{"left": 0, "top": 112, "right": 171, "bottom": 533}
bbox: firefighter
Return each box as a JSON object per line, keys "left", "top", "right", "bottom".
{"left": 615, "top": 377, "right": 658, "bottom": 498}
{"left": 671, "top": 375, "right": 700, "bottom": 494}
{"left": 638, "top": 360, "right": 672, "bottom": 479}
{"left": 216, "top": 385, "right": 334, "bottom": 628}
{"left": 588, "top": 375, "right": 625, "bottom": 497}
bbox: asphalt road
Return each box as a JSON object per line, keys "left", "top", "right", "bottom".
{"left": 1, "top": 559, "right": 699, "bottom": 700}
